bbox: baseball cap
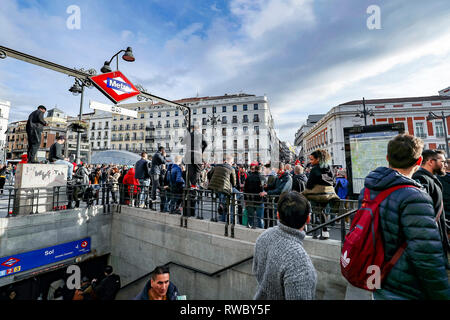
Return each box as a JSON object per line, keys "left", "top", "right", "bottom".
{"left": 250, "top": 161, "right": 259, "bottom": 167}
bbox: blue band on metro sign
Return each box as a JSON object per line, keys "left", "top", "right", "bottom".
{"left": 0, "top": 238, "right": 91, "bottom": 278}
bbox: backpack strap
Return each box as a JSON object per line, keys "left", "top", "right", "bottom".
{"left": 375, "top": 185, "right": 418, "bottom": 283}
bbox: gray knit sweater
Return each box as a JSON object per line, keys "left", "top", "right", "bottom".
{"left": 253, "top": 222, "right": 317, "bottom": 300}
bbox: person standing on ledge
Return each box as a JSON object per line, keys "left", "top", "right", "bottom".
{"left": 26, "top": 105, "right": 47, "bottom": 163}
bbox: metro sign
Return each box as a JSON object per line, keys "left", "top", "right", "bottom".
{"left": 90, "top": 71, "right": 140, "bottom": 104}
{"left": 1, "top": 257, "right": 20, "bottom": 268}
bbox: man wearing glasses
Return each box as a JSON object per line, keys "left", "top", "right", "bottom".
{"left": 413, "top": 149, "right": 449, "bottom": 270}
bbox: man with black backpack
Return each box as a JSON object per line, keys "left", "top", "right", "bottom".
{"left": 91, "top": 265, "right": 121, "bottom": 300}
{"left": 343, "top": 134, "right": 450, "bottom": 299}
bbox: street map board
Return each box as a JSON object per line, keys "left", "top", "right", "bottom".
{"left": 344, "top": 123, "right": 405, "bottom": 198}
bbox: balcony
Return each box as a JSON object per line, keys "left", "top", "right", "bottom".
{"left": 253, "top": 118, "right": 259, "bottom": 123}
{"left": 156, "top": 125, "right": 162, "bottom": 129}
{"left": 173, "top": 124, "right": 180, "bottom": 128}
{"left": 243, "top": 119, "right": 248, "bottom": 123}
{"left": 164, "top": 124, "right": 171, "bottom": 128}
{"left": 146, "top": 135, "right": 171, "bottom": 140}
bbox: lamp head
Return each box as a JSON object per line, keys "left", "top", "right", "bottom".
{"left": 122, "top": 47, "right": 135, "bottom": 62}
{"left": 69, "top": 81, "right": 82, "bottom": 96}
{"left": 101, "top": 61, "right": 112, "bottom": 73}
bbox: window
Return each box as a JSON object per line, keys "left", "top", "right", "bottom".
{"left": 233, "top": 127, "right": 237, "bottom": 135}
{"left": 232, "top": 116, "right": 238, "bottom": 124}
{"left": 222, "top": 116, "right": 227, "bottom": 124}
{"left": 244, "top": 139, "right": 249, "bottom": 150}
{"left": 126, "top": 144, "right": 129, "bottom": 150}
{"left": 233, "top": 105, "right": 237, "bottom": 112}
{"left": 254, "top": 103, "right": 259, "bottom": 110}
{"left": 222, "top": 106, "right": 227, "bottom": 112}
{"left": 193, "top": 109, "right": 197, "bottom": 115}
{"left": 140, "top": 113, "right": 145, "bottom": 119}
{"left": 243, "top": 104, "right": 248, "bottom": 111}
{"left": 223, "top": 140, "right": 226, "bottom": 149}
{"left": 243, "top": 115, "right": 248, "bottom": 123}
{"left": 202, "top": 108, "right": 207, "bottom": 114}
{"left": 436, "top": 121, "right": 445, "bottom": 137}
{"left": 105, "top": 121, "right": 109, "bottom": 128}
{"left": 202, "top": 118, "right": 207, "bottom": 125}
{"left": 202, "top": 129, "right": 206, "bottom": 135}
{"left": 222, "top": 128, "right": 227, "bottom": 136}
{"left": 158, "top": 112, "right": 161, "bottom": 117}
{"left": 150, "top": 113, "right": 153, "bottom": 118}
{"left": 213, "top": 106, "right": 216, "bottom": 113}
{"left": 253, "top": 114, "right": 259, "bottom": 122}
{"left": 166, "top": 111, "right": 170, "bottom": 117}
{"left": 175, "top": 110, "right": 179, "bottom": 116}
{"left": 243, "top": 126, "right": 248, "bottom": 134}
{"left": 254, "top": 126, "right": 259, "bottom": 135}
{"left": 415, "top": 122, "right": 426, "bottom": 138}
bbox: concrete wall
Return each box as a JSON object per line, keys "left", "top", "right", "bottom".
{"left": 111, "top": 206, "right": 352, "bottom": 300}
{"left": 0, "top": 205, "right": 112, "bottom": 287}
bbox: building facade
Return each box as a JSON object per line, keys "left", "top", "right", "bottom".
{"left": 111, "top": 93, "right": 279, "bottom": 165}
{"left": 302, "top": 94, "right": 450, "bottom": 168}
{"left": 294, "top": 114, "right": 325, "bottom": 163}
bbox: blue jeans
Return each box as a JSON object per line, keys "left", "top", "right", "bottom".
{"left": 53, "top": 160, "right": 73, "bottom": 179}
{"left": 138, "top": 179, "right": 150, "bottom": 205}
{"left": 218, "top": 187, "right": 241, "bottom": 224}
{"left": 247, "top": 203, "right": 264, "bottom": 228}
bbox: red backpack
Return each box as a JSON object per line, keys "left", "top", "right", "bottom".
{"left": 340, "top": 185, "right": 417, "bottom": 291}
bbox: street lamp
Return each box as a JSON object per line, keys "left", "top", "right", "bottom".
{"left": 355, "top": 97, "right": 375, "bottom": 126}
{"left": 101, "top": 47, "right": 135, "bottom": 73}
{"left": 69, "top": 77, "right": 92, "bottom": 163}
{"left": 206, "top": 109, "right": 221, "bottom": 161}
{"left": 426, "top": 111, "right": 450, "bottom": 158}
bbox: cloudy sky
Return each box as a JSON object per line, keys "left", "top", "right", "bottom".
{"left": 1, "top": 0, "right": 450, "bottom": 144}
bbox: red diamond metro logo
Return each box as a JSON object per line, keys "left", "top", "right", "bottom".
{"left": 90, "top": 71, "right": 140, "bottom": 104}
{"left": 1, "top": 257, "right": 20, "bottom": 268}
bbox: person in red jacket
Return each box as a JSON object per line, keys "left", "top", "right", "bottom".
{"left": 19, "top": 154, "right": 28, "bottom": 164}
{"left": 122, "top": 167, "right": 140, "bottom": 206}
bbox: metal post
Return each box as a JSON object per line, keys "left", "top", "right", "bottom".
{"left": 76, "top": 84, "right": 85, "bottom": 164}
{"left": 363, "top": 97, "right": 367, "bottom": 126}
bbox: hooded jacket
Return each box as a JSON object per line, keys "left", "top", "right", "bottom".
{"left": 134, "top": 280, "right": 179, "bottom": 300}
{"left": 360, "top": 167, "right": 450, "bottom": 300}
{"left": 123, "top": 168, "right": 140, "bottom": 194}
{"left": 292, "top": 173, "right": 308, "bottom": 193}
{"left": 306, "top": 164, "right": 334, "bottom": 190}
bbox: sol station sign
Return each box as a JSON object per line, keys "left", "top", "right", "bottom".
{"left": 90, "top": 71, "right": 140, "bottom": 104}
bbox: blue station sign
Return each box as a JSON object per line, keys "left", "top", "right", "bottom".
{"left": 0, "top": 238, "right": 91, "bottom": 278}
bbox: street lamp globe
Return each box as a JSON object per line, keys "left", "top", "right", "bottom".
{"left": 122, "top": 47, "right": 135, "bottom": 62}
{"left": 100, "top": 61, "right": 112, "bottom": 73}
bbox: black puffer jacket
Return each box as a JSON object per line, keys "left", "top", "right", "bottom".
{"left": 306, "top": 164, "right": 334, "bottom": 189}
{"left": 360, "top": 167, "right": 450, "bottom": 300}
{"left": 413, "top": 168, "right": 450, "bottom": 260}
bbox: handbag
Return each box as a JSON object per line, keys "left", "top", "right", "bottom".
{"left": 302, "top": 184, "right": 340, "bottom": 203}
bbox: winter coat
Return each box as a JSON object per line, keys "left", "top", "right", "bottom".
{"left": 108, "top": 172, "right": 120, "bottom": 192}
{"left": 150, "top": 152, "right": 167, "bottom": 175}
{"left": 292, "top": 174, "right": 308, "bottom": 193}
{"left": 134, "top": 280, "right": 179, "bottom": 300}
{"left": 438, "top": 173, "right": 450, "bottom": 220}
{"left": 413, "top": 167, "right": 450, "bottom": 260}
{"left": 207, "top": 163, "right": 236, "bottom": 194}
{"left": 134, "top": 158, "right": 151, "bottom": 180}
{"left": 306, "top": 164, "right": 334, "bottom": 190}
{"left": 169, "top": 164, "right": 185, "bottom": 193}
{"left": 244, "top": 171, "right": 265, "bottom": 204}
{"left": 335, "top": 177, "right": 349, "bottom": 199}
{"left": 123, "top": 168, "right": 140, "bottom": 195}
{"left": 360, "top": 166, "right": 450, "bottom": 300}
{"left": 267, "top": 171, "right": 292, "bottom": 196}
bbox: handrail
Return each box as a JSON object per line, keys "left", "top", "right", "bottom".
{"left": 305, "top": 209, "right": 357, "bottom": 235}
{"left": 119, "top": 256, "right": 253, "bottom": 290}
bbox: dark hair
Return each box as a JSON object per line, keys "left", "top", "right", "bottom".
{"left": 141, "top": 151, "right": 147, "bottom": 157}
{"left": 104, "top": 265, "right": 113, "bottom": 275}
{"left": 277, "top": 191, "right": 310, "bottom": 229}
{"left": 422, "top": 149, "right": 445, "bottom": 165}
{"left": 57, "top": 135, "right": 65, "bottom": 141}
{"left": 158, "top": 146, "right": 165, "bottom": 152}
{"left": 310, "top": 149, "right": 331, "bottom": 168}
{"left": 37, "top": 105, "right": 46, "bottom": 111}
{"left": 387, "top": 134, "right": 423, "bottom": 168}
{"left": 151, "top": 265, "right": 170, "bottom": 280}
